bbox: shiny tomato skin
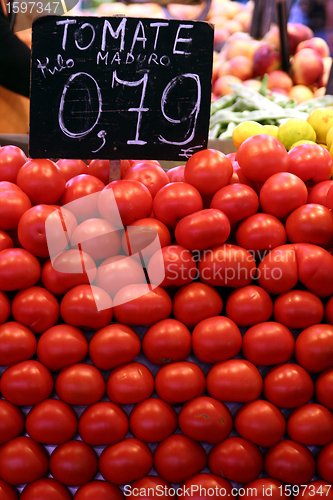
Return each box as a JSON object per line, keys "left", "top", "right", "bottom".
{"left": 286, "top": 204, "right": 333, "bottom": 247}
{"left": 209, "top": 436, "right": 263, "bottom": 484}
{"left": 315, "top": 367, "right": 333, "bottom": 410}
{"left": 287, "top": 403, "right": 333, "bottom": 446}
{"left": 17, "top": 158, "right": 66, "bottom": 204}
{"left": 25, "top": 398, "right": 77, "bottom": 445}
{"left": 88, "top": 159, "right": 110, "bottom": 184}
{"left": 56, "top": 159, "right": 89, "bottom": 182}
{"left": 325, "top": 295, "right": 333, "bottom": 324}
{"left": 0, "top": 182, "right": 31, "bottom": 230}
{"left": 263, "top": 363, "right": 314, "bottom": 408}
{"left": 192, "top": 316, "right": 242, "bottom": 364}
{"left": 99, "top": 438, "right": 153, "bottom": 485}
{"left": 20, "top": 478, "right": 72, "bottom": 500}
{"left": 1, "top": 360, "right": 53, "bottom": 406}
{"left": 210, "top": 184, "right": 259, "bottom": 225}
{"left": 292, "top": 243, "right": 333, "bottom": 298}
{"left": 288, "top": 144, "right": 333, "bottom": 183}
{"left": 295, "top": 324, "right": 333, "bottom": 373}
{"left": 78, "top": 401, "right": 128, "bottom": 446}
{"left": 264, "top": 440, "right": 315, "bottom": 486}
{"left": 308, "top": 180, "right": 333, "bottom": 205}
{"left": 106, "top": 362, "right": 154, "bottom": 405}
{"left": 226, "top": 286, "right": 273, "bottom": 327}
{"left": 294, "top": 481, "right": 333, "bottom": 500}
{"left": 242, "top": 322, "right": 295, "bottom": 366}
{"left": 95, "top": 255, "right": 146, "bottom": 298}
{"left": 181, "top": 473, "right": 232, "bottom": 500}
{"left": 0, "top": 291, "right": 10, "bottom": 324}
{"left": 166, "top": 165, "right": 185, "bottom": 183}
{"left": 234, "top": 400, "right": 286, "bottom": 448}
{"left": 154, "top": 434, "right": 207, "bottom": 484}
{"left": 0, "top": 145, "right": 27, "bottom": 183}
{"left": 130, "top": 476, "right": 173, "bottom": 500}
{"left": 258, "top": 245, "right": 298, "bottom": 295}
{"left": 60, "top": 174, "right": 105, "bottom": 222}
{"left": 242, "top": 478, "right": 289, "bottom": 500}
{"left": 0, "top": 321, "right": 36, "bottom": 366}
{"left": 179, "top": 396, "right": 232, "bottom": 444}
{"left": 155, "top": 361, "right": 205, "bottom": 405}
{"left": 142, "top": 319, "right": 191, "bottom": 365}
{"left": 124, "top": 162, "right": 169, "bottom": 198}
{"left": 70, "top": 218, "right": 121, "bottom": 261}
{"left": 0, "top": 230, "right": 13, "bottom": 251}
{"left": 184, "top": 149, "right": 233, "bottom": 196}
{"left": 12, "top": 286, "right": 59, "bottom": 334}
{"left": 206, "top": 359, "right": 263, "bottom": 403}
{"left": 236, "top": 213, "right": 287, "bottom": 251}
{"left": 122, "top": 218, "right": 171, "bottom": 256}
{"left": 230, "top": 162, "right": 259, "bottom": 191}
{"left": 129, "top": 398, "right": 178, "bottom": 443}
{"left": 74, "top": 481, "right": 124, "bottom": 500}
{"left": 55, "top": 363, "right": 105, "bottom": 406}
{"left": 50, "top": 440, "right": 98, "bottom": 487}
{"left": 0, "top": 400, "right": 25, "bottom": 445}
{"left": 273, "top": 290, "right": 324, "bottom": 329}
{"left": 0, "top": 479, "right": 18, "bottom": 500}
{"left": 317, "top": 442, "right": 333, "bottom": 483}
{"left": 0, "top": 436, "right": 48, "bottom": 485}
{"left": 148, "top": 245, "right": 197, "bottom": 288}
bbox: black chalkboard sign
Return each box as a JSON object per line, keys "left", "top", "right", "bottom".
{"left": 29, "top": 16, "right": 214, "bottom": 161}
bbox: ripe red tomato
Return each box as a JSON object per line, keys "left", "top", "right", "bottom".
{"left": 263, "top": 363, "right": 314, "bottom": 408}
{"left": 55, "top": 363, "right": 105, "bottom": 405}
{"left": 78, "top": 401, "right": 128, "bottom": 446}
{"left": 288, "top": 144, "right": 333, "bottom": 184}
{"left": 230, "top": 162, "right": 259, "bottom": 191}
{"left": 106, "top": 362, "right": 154, "bottom": 405}
{"left": 95, "top": 255, "right": 146, "bottom": 298}
{"left": 184, "top": 149, "right": 233, "bottom": 196}
{"left": 0, "top": 400, "right": 25, "bottom": 445}
{"left": 20, "top": 478, "right": 71, "bottom": 500}
{"left": 210, "top": 184, "right": 259, "bottom": 225}
{"left": 60, "top": 174, "right": 105, "bottom": 222}
{"left": 50, "top": 440, "right": 98, "bottom": 487}
{"left": 25, "top": 399, "right": 78, "bottom": 445}
{"left": 192, "top": 316, "right": 242, "bottom": 364}
{"left": 17, "top": 158, "right": 65, "bottom": 204}
{"left": 0, "top": 321, "right": 36, "bottom": 366}
{"left": 37, "top": 324, "right": 88, "bottom": 372}
{"left": 264, "top": 440, "right": 315, "bottom": 486}
{"left": 70, "top": 218, "right": 121, "bottom": 261}
{"left": 209, "top": 436, "right": 263, "bottom": 484}
{"left": 181, "top": 473, "right": 232, "bottom": 500}
{"left": 234, "top": 400, "right": 286, "bottom": 448}
{"left": 317, "top": 441, "right": 333, "bottom": 483}
{"left": 273, "top": 290, "right": 324, "bottom": 329}
{"left": 74, "top": 481, "right": 124, "bottom": 500}
{"left": 56, "top": 159, "right": 89, "bottom": 182}
{"left": 242, "top": 322, "right": 295, "bottom": 366}
{"left": 122, "top": 218, "right": 171, "bottom": 256}
{"left": 142, "top": 319, "right": 191, "bottom": 365}
{"left": 0, "top": 478, "right": 18, "bottom": 500}
{"left": 236, "top": 135, "right": 289, "bottom": 183}
{"left": 124, "top": 162, "right": 169, "bottom": 198}
{"left": 0, "top": 145, "right": 27, "bottom": 183}
{"left": 155, "top": 361, "right": 205, "bottom": 405}
{"left": 287, "top": 403, "right": 333, "bottom": 446}
{"left": 0, "top": 291, "right": 10, "bottom": 324}
{"left": 0, "top": 229, "right": 13, "bottom": 251}
{"left": 226, "top": 285, "right": 273, "bottom": 327}
{"left": 89, "top": 323, "right": 141, "bottom": 370}
{"left": 99, "top": 438, "right": 153, "bottom": 485}
{"left": 257, "top": 244, "right": 298, "bottom": 295}
{"left": 179, "top": 396, "right": 232, "bottom": 444}
{"left": 129, "top": 476, "right": 173, "bottom": 500}
{"left": 0, "top": 436, "right": 48, "bottom": 485}
{"left": 88, "top": 159, "right": 110, "bottom": 184}
{"left": 241, "top": 478, "right": 289, "bottom": 500}
{"left": 154, "top": 434, "right": 207, "bottom": 484}
{"left": 308, "top": 180, "right": 333, "bottom": 205}
{"left": 315, "top": 367, "right": 333, "bottom": 410}
{"left": 286, "top": 204, "right": 333, "bottom": 247}
{"left": 1, "top": 360, "right": 53, "bottom": 406}
{"left": 166, "top": 165, "right": 185, "bottom": 183}
{"left": 172, "top": 282, "right": 223, "bottom": 329}
{"left": 129, "top": 398, "right": 178, "bottom": 443}
{"left": 295, "top": 324, "right": 333, "bottom": 373}
{"left": 60, "top": 284, "right": 113, "bottom": 330}
{"left": 295, "top": 243, "right": 333, "bottom": 297}
{"left": 12, "top": 286, "right": 59, "bottom": 334}
{"left": 236, "top": 213, "right": 287, "bottom": 251}
{"left": 148, "top": 245, "right": 197, "bottom": 288}
{"left": 206, "top": 359, "right": 263, "bottom": 403}
{"left": 153, "top": 182, "right": 203, "bottom": 229}
{"left": 0, "top": 182, "right": 31, "bottom": 230}
{"left": 294, "top": 481, "right": 333, "bottom": 500}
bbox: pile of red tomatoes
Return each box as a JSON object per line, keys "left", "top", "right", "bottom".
{"left": 1, "top": 134, "right": 333, "bottom": 499}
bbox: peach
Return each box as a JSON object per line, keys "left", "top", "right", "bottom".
{"left": 296, "top": 37, "right": 330, "bottom": 58}
{"left": 289, "top": 85, "right": 314, "bottom": 103}
{"left": 314, "top": 87, "right": 326, "bottom": 98}
{"left": 209, "top": 15, "right": 229, "bottom": 28}
{"left": 270, "top": 88, "right": 290, "bottom": 97}
{"left": 267, "top": 70, "right": 293, "bottom": 92}
{"left": 291, "top": 48, "right": 324, "bottom": 86}
{"left": 324, "top": 57, "right": 332, "bottom": 73}
{"left": 227, "top": 56, "right": 254, "bottom": 81}
{"left": 318, "top": 71, "right": 329, "bottom": 88}
{"left": 242, "top": 79, "right": 262, "bottom": 91}
{"left": 264, "top": 23, "right": 314, "bottom": 54}
{"left": 223, "top": 19, "right": 243, "bottom": 35}
{"left": 212, "top": 75, "right": 242, "bottom": 96}
{"left": 225, "top": 38, "right": 261, "bottom": 60}
{"left": 234, "top": 10, "right": 251, "bottom": 30}
{"left": 253, "top": 44, "right": 281, "bottom": 77}
{"left": 214, "top": 27, "right": 230, "bottom": 51}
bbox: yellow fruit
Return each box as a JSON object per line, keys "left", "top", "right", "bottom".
{"left": 330, "top": 142, "right": 333, "bottom": 158}
{"left": 326, "top": 126, "right": 333, "bottom": 149}
{"left": 232, "top": 121, "right": 263, "bottom": 149}
{"left": 277, "top": 118, "right": 316, "bottom": 151}
{"left": 307, "top": 107, "right": 333, "bottom": 143}
{"left": 290, "top": 140, "right": 317, "bottom": 149}
{"left": 318, "top": 143, "right": 328, "bottom": 150}
{"left": 261, "top": 125, "right": 279, "bottom": 138}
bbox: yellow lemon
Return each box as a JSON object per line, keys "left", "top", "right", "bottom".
{"left": 277, "top": 118, "right": 316, "bottom": 151}
{"left": 290, "top": 140, "right": 317, "bottom": 149}
{"left": 329, "top": 142, "right": 333, "bottom": 158}
{"left": 232, "top": 121, "right": 263, "bottom": 149}
{"left": 326, "top": 126, "right": 333, "bottom": 150}
{"left": 307, "top": 107, "right": 333, "bottom": 144}
{"left": 261, "top": 125, "right": 279, "bottom": 138}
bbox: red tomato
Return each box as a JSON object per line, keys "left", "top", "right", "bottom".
{"left": 98, "top": 180, "right": 153, "bottom": 227}
{"left": 106, "top": 362, "right": 154, "bottom": 405}
{"left": 192, "top": 316, "right": 242, "bottom": 364}
{"left": 60, "top": 174, "right": 105, "bottom": 222}
{"left": 113, "top": 285, "right": 172, "bottom": 326}
{"left": 122, "top": 218, "right": 171, "bottom": 256}
{"left": 78, "top": 401, "right": 128, "bottom": 446}
{"left": 273, "top": 290, "right": 324, "bottom": 329}
{"left": 0, "top": 249, "right": 41, "bottom": 292}
{"left": 0, "top": 230, "right": 13, "bottom": 251}
{"left": 20, "top": 478, "right": 71, "bottom": 500}
{"left": 236, "top": 135, "right": 289, "bottom": 183}
{"left": 56, "top": 159, "right": 89, "bottom": 182}
{"left": 316, "top": 367, "right": 333, "bottom": 410}
{"left": 0, "top": 182, "right": 31, "bottom": 230}
{"left": 263, "top": 363, "right": 314, "bottom": 408}
{"left": 288, "top": 144, "right": 333, "bottom": 183}
{"left": 166, "top": 165, "right": 185, "bottom": 183}
{"left": 129, "top": 476, "right": 173, "bottom": 500}
{"left": 264, "top": 440, "right": 316, "bottom": 485}
{"left": 295, "top": 243, "right": 333, "bottom": 297}
{"left": 70, "top": 218, "right": 121, "bottom": 261}
{"left": 206, "top": 359, "right": 263, "bottom": 403}
{"left": 17, "top": 159, "right": 65, "bottom": 204}
{"left": 50, "top": 440, "right": 98, "bottom": 487}
{"left": 0, "top": 478, "right": 18, "bottom": 500}
{"left": 129, "top": 398, "right": 178, "bottom": 443}
{"left": 99, "top": 438, "right": 153, "bottom": 485}
{"left": 55, "top": 363, "right": 105, "bottom": 405}
{"left": 210, "top": 184, "right": 259, "bottom": 225}
{"left": 226, "top": 285, "right": 273, "bottom": 327}
{"left": 285, "top": 204, "right": 333, "bottom": 247}
{"left": 0, "top": 321, "right": 36, "bottom": 366}
{"left": 172, "top": 282, "right": 223, "bottom": 329}
{"left": 242, "top": 322, "right": 295, "bottom": 366}
{"left": 124, "top": 162, "right": 169, "bottom": 198}
{"left": 257, "top": 244, "right": 298, "bottom": 295}
{"left": 60, "top": 284, "right": 113, "bottom": 330}
{"left": 0, "top": 145, "right": 27, "bottom": 183}
{"left": 198, "top": 244, "right": 256, "bottom": 288}
{"left": 260, "top": 173, "right": 308, "bottom": 220}
{"left": 234, "top": 400, "right": 286, "bottom": 448}
{"left": 209, "top": 436, "right": 263, "bottom": 484}
{"left": 89, "top": 323, "right": 141, "bottom": 370}
{"left": 174, "top": 209, "right": 230, "bottom": 252}
{"left": 317, "top": 441, "right": 333, "bottom": 482}
{"left": 154, "top": 361, "right": 205, "bottom": 405}
{"left": 88, "top": 159, "right": 110, "bottom": 184}
{"left": 1, "top": 360, "right": 53, "bottom": 406}
{"left": 236, "top": 213, "right": 287, "bottom": 252}
{"left": 0, "top": 400, "right": 25, "bottom": 445}
{"left": 295, "top": 324, "right": 333, "bottom": 373}
{"left": 153, "top": 183, "right": 203, "bottom": 229}
{"left": 287, "top": 403, "right": 333, "bottom": 446}
{"left": 179, "top": 396, "right": 232, "bottom": 444}
{"left": 95, "top": 255, "right": 146, "bottom": 298}
{"left": 181, "top": 473, "right": 232, "bottom": 500}
{"left": 242, "top": 478, "right": 289, "bottom": 500}
{"left": 148, "top": 245, "right": 197, "bottom": 288}
{"left": 230, "top": 162, "right": 259, "bottom": 191}
{"left": 12, "top": 286, "right": 59, "bottom": 334}
{"left": 0, "top": 291, "right": 10, "bottom": 324}
{"left": 184, "top": 149, "right": 233, "bottom": 196}
{"left": 154, "top": 434, "right": 207, "bottom": 484}
{"left": 25, "top": 399, "right": 77, "bottom": 445}
{"left": 37, "top": 324, "right": 88, "bottom": 372}
{"left": 74, "top": 481, "right": 124, "bottom": 500}
{"left": 142, "top": 318, "right": 191, "bottom": 365}
{"left": 308, "top": 180, "right": 333, "bottom": 205}
{"left": 294, "top": 481, "right": 333, "bottom": 500}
